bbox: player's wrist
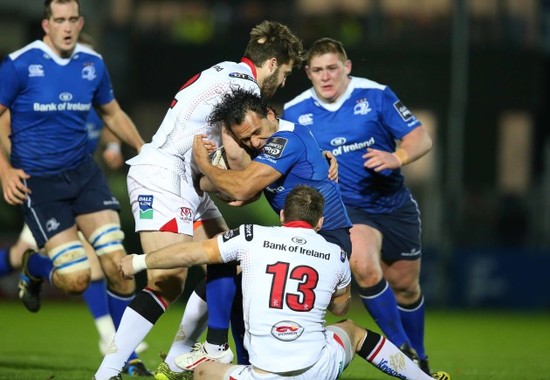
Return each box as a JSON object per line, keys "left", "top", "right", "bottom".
{"left": 132, "top": 254, "right": 148, "bottom": 272}
{"left": 393, "top": 148, "right": 409, "bottom": 167}
{"left": 105, "top": 142, "right": 121, "bottom": 154}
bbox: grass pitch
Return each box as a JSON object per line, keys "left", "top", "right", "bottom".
{"left": 0, "top": 298, "right": 548, "bottom": 379}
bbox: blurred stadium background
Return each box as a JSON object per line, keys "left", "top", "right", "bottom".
{"left": 0, "top": 0, "right": 549, "bottom": 310}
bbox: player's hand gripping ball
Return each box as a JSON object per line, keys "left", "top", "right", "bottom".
{"left": 210, "top": 146, "right": 228, "bottom": 169}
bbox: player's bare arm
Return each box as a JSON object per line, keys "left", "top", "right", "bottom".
{"left": 96, "top": 100, "right": 144, "bottom": 153}
{"left": 362, "top": 125, "right": 432, "bottom": 172}
{"left": 193, "top": 134, "right": 280, "bottom": 200}
{"left": 119, "top": 238, "right": 222, "bottom": 278}
{"left": 327, "top": 284, "right": 351, "bottom": 316}
{"left": 0, "top": 107, "right": 31, "bottom": 205}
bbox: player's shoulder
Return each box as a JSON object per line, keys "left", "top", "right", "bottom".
{"left": 7, "top": 40, "right": 44, "bottom": 62}
{"left": 74, "top": 43, "right": 103, "bottom": 60}
{"left": 212, "top": 60, "right": 257, "bottom": 85}
{"left": 283, "top": 88, "right": 315, "bottom": 110}
{"left": 351, "top": 76, "right": 387, "bottom": 91}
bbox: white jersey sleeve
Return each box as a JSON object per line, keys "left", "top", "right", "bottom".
{"left": 217, "top": 223, "right": 351, "bottom": 373}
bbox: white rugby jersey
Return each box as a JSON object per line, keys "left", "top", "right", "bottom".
{"left": 217, "top": 221, "right": 351, "bottom": 373}
{"left": 127, "top": 59, "right": 260, "bottom": 179}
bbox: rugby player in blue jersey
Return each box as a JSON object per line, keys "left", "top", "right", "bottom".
{"left": 0, "top": 0, "right": 148, "bottom": 375}
{"left": 282, "top": 38, "right": 434, "bottom": 374}
{"left": 173, "top": 87, "right": 352, "bottom": 371}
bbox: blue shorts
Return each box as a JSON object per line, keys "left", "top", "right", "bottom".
{"left": 319, "top": 227, "right": 352, "bottom": 258}
{"left": 346, "top": 195, "right": 421, "bottom": 262}
{"left": 22, "top": 158, "right": 120, "bottom": 248}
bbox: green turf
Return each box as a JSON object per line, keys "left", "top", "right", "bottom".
{"left": 0, "top": 298, "right": 548, "bottom": 379}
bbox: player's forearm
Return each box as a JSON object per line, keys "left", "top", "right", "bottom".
{"left": 202, "top": 165, "right": 259, "bottom": 200}
{"left": 134, "top": 241, "right": 212, "bottom": 272}
{"left": 105, "top": 111, "right": 144, "bottom": 153}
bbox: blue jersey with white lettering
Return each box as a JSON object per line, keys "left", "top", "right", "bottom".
{"left": 0, "top": 40, "right": 114, "bottom": 175}
{"left": 254, "top": 120, "right": 351, "bottom": 231}
{"left": 283, "top": 77, "right": 422, "bottom": 214}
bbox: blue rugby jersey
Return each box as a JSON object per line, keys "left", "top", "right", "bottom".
{"left": 254, "top": 119, "right": 352, "bottom": 231}
{"left": 283, "top": 77, "right": 422, "bottom": 214}
{"left": 86, "top": 109, "right": 104, "bottom": 154}
{"left": 0, "top": 40, "right": 114, "bottom": 175}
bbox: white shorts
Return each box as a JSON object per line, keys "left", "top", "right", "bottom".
{"left": 225, "top": 328, "right": 353, "bottom": 380}
{"left": 127, "top": 165, "right": 222, "bottom": 236}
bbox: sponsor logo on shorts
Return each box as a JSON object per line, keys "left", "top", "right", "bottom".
{"left": 401, "top": 248, "right": 421, "bottom": 258}
{"left": 45, "top": 218, "right": 60, "bottom": 232}
{"left": 271, "top": 320, "right": 304, "bottom": 341}
{"left": 138, "top": 195, "right": 154, "bottom": 219}
{"left": 222, "top": 228, "right": 240, "bottom": 242}
{"left": 179, "top": 207, "right": 193, "bottom": 223}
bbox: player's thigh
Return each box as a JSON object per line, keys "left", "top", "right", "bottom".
{"left": 349, "top": 223, "right": 383, "bottom": 284}
{"left": 140, "top": 230, "right": 192, "bottom": 295}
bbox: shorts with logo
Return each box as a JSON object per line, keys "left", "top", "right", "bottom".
{"left": 224, "top": 328, "right": 353, "bottom": 380}
{"left": 22, "top": 158, "right": 120, "bottom": 248}
{"left": 345, "top": 194, "right": 422, "bottom": 262}
{"left": 127, "top": 165, "right": 222, "bottom": 236}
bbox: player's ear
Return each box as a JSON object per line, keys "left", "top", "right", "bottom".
{"left": 315, "top": 216, "right": 324, "bottom": 232}
{"left": 41, "top": 18, "right": 50, "bottom": 34}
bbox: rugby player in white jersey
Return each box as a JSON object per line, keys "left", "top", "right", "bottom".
{"left": 94, "top": 20, "right": 304, "bottom": 380}
{"left": 119, "top": 185, "right": 451, "bottom": 380}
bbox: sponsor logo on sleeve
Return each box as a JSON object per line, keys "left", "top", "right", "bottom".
{"left": 138, "top": 195, "right": 154, "bottom": 219}
{"left": 393, "top": 101, "right": 413, "bottom": 121}
{"left": 262, "top": 137, "right": 287, "bottom": 158}
{"left": 244, "top": 224, "right": 253, "bottom": 241}
{"left": 222, "top": 227, "right": 240, "bottom": 242}
{"left": 229, "top": 72, "right": 257, "bottom": 84}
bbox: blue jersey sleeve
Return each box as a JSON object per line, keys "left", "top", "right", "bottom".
{"left": 254, "top": 132, "right": 302, "bottom": 175}
{"left": 93, "top": 65, "right": 115, "bottom": 107}
{"left": 380, "top": 86, "right": 421, "bottom": 140}
{"left": 0, "top": 57, "right": 24, "bottom": 107}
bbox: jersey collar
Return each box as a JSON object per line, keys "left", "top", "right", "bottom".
{"left": 282, "top": 221, "right": 314, "bottom": 229}
{"left": 240, "top": 57, "right": 257, "bottom": 79}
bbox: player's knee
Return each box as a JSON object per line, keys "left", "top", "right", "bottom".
{"left": 52, "top": 268, "right": 91, "bottom": 295}
{"left": 90, "top": 223, "right": 125, "bottom": 256}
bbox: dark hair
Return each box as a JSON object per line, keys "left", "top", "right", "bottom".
{"left": 243, "top": 20, "right": 304, "bottom": 71}
{"left": 306, "top": 37, "right": 347, "bottom": 66}
{"left": 44, "top": 0, "right": 80, "bottom": 19}
{"left": 283, "top": 185, "right": 325, "bottom": 227}
{"left": 208, "top": 88, "right": 269, "bottom": 132}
